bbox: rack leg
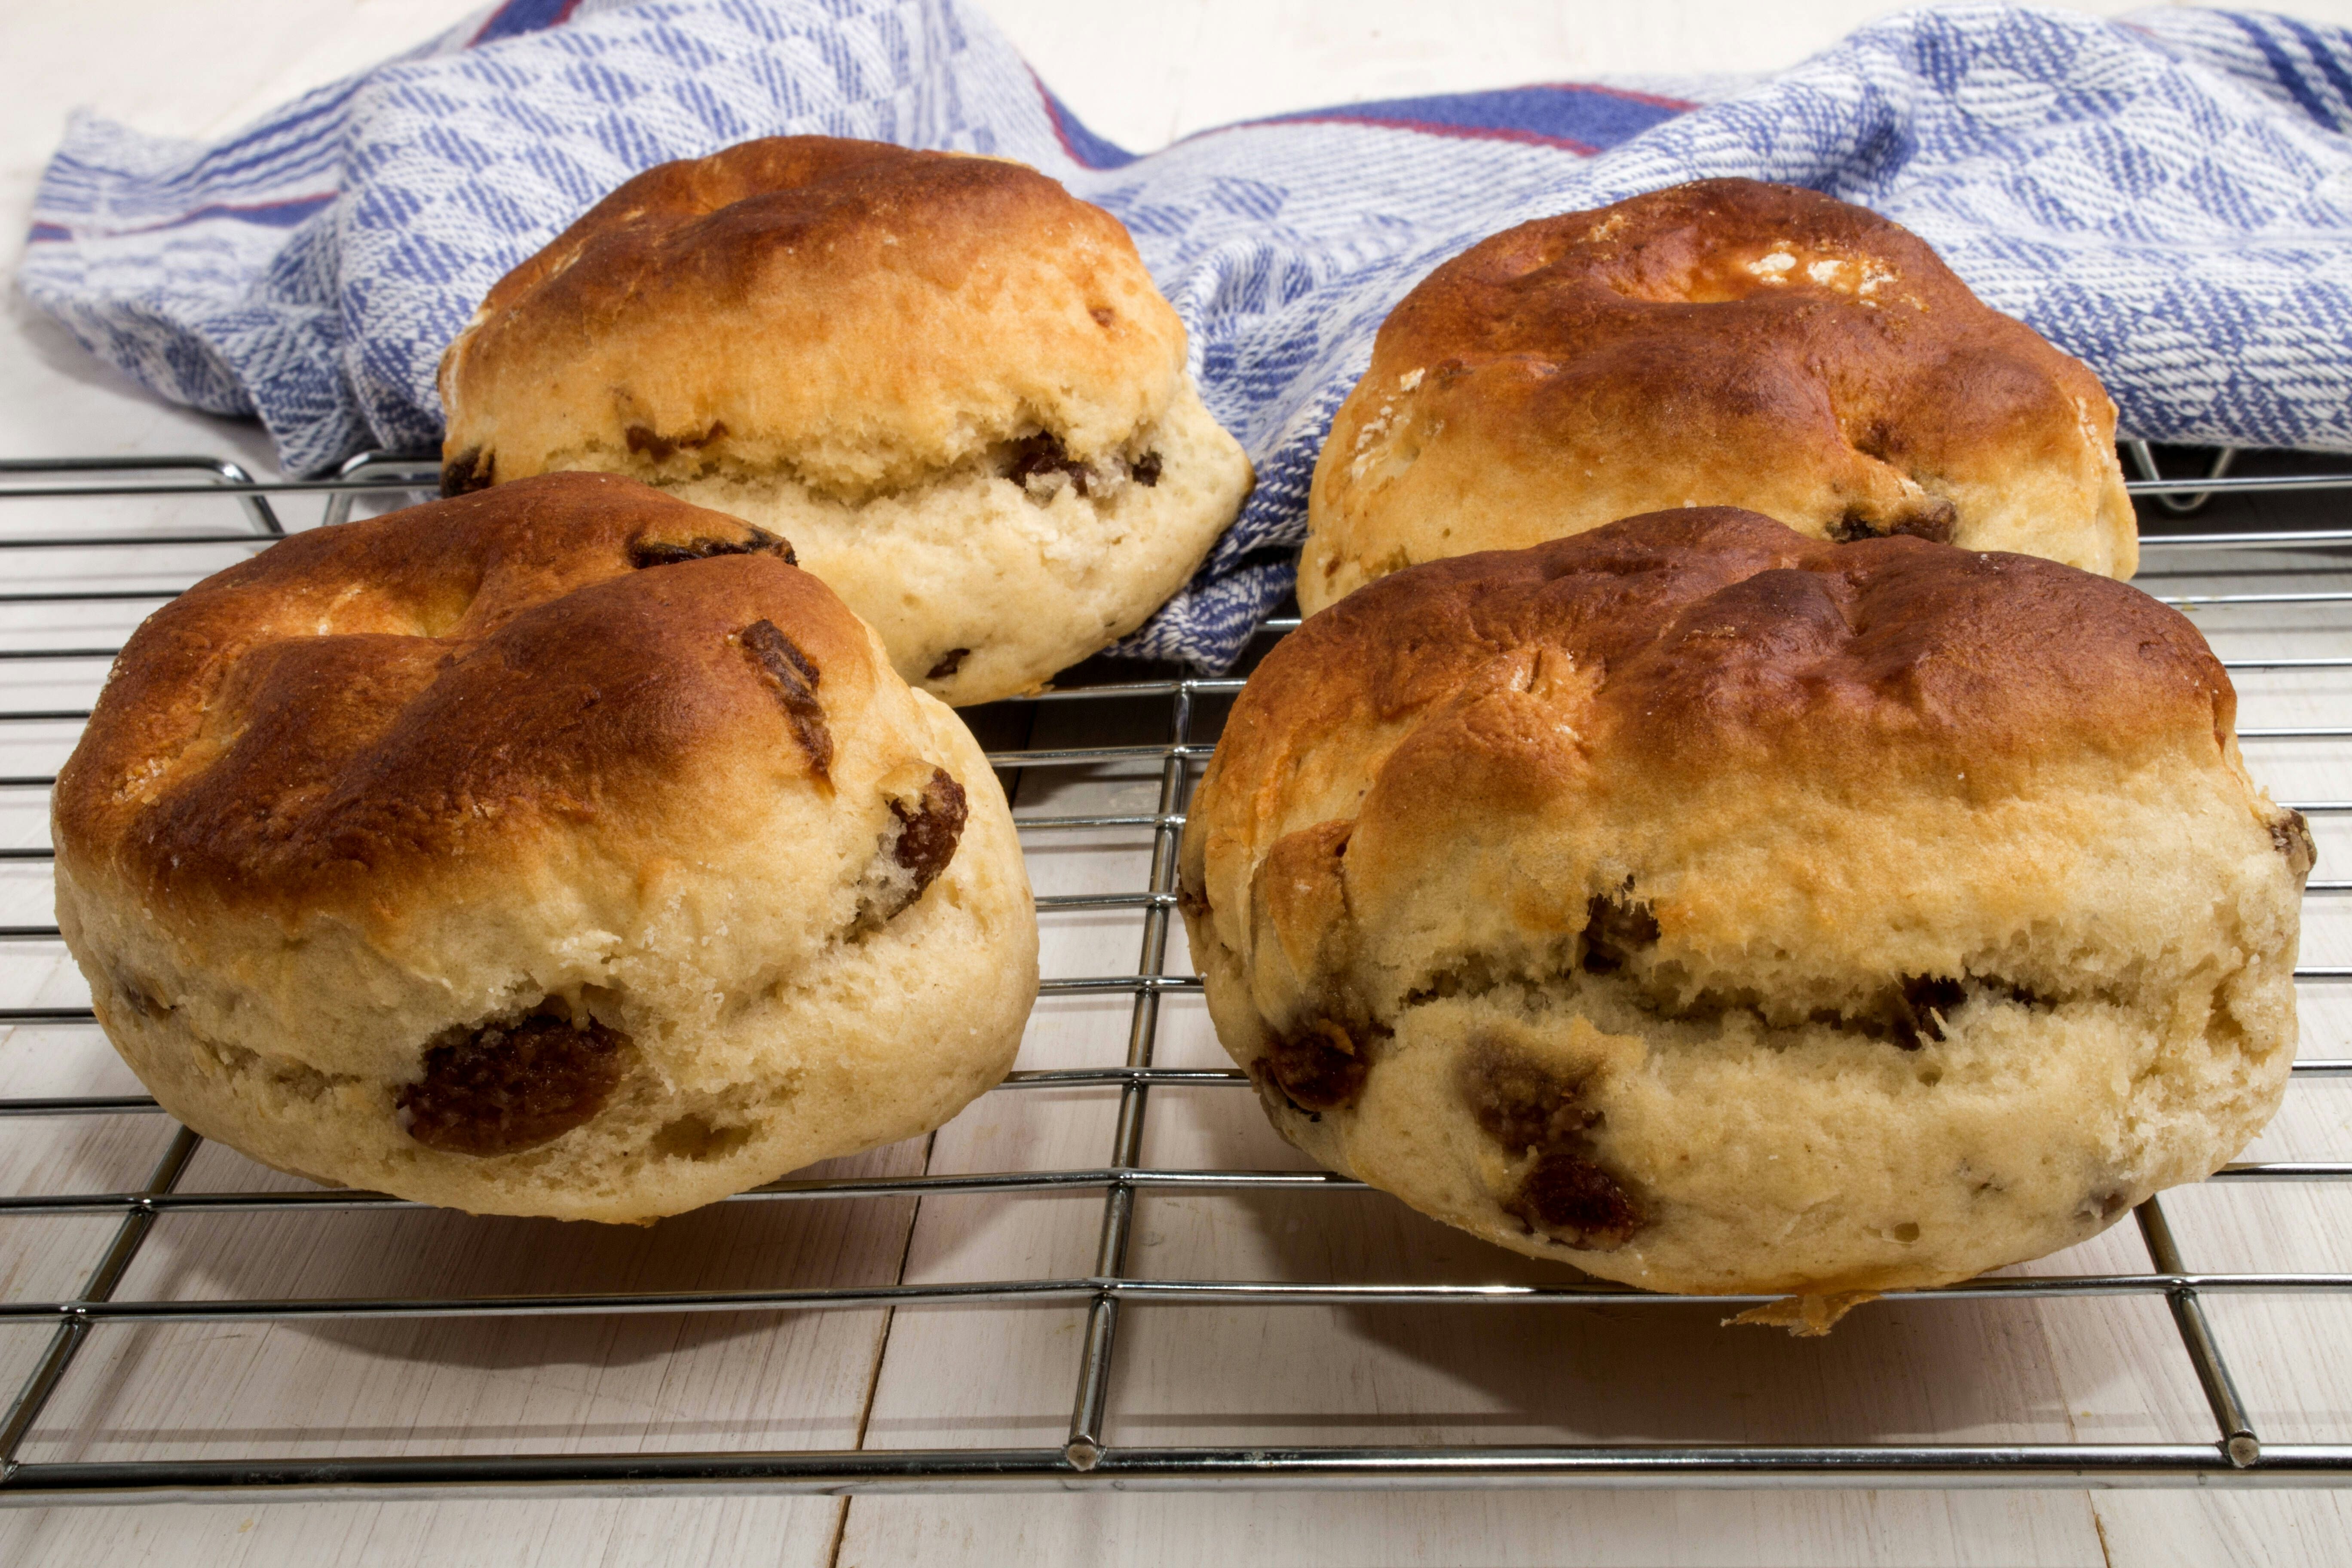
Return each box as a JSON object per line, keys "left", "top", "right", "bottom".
{"left": 1066, "top": 683, "right": 1194, "bottom": 1470}
{"left": 2136, "top": 1196, "right": 2260, "bottom": 1467}
{"left": 209, "top": 461, "right": 284, "bottom": 536}
{"left": 2122, "top": 438, "right": 2239, "bottom": 516}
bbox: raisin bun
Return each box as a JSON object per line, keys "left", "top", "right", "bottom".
{"left": 438, "top": 135, "right": 1253, "bottom": 706}
{"left": 54, "top": 472, "right": 1037, "bottom": 1222}
{"left": 1302, "top": 179, "right": 2137, "bottom": 613}
{"left": 1181, "top": 509, "right": 2305, "bottom": 1297}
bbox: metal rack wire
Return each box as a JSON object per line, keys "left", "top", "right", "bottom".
{"left": 0, "top": 447, "right": 2344, "bottom": 1505}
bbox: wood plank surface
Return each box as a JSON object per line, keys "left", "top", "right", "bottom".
{"left": 3, "top": 3, "right": 2352, "bottom": 1565}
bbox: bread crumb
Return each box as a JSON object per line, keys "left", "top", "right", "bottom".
{"left": 1724, "top": 1290, "right": 1882, "bottom": 1336}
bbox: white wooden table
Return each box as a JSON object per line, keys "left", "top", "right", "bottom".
{"left": 2, "top": 3, "right": 2349, "bottom": 1563}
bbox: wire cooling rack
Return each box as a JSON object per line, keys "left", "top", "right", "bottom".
{"left": 0, "top": 447, "right": 2344, "bottom": 1507}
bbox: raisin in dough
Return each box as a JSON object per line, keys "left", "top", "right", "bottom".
{"left": 55, "top": 472, "right": 1037, "bottom": 1221}
{"left": 439, "top": 135, "right": 1253, "bottom": 705}
{"left": 1183, "top": 508, "right": 2305, "bottom": 1295}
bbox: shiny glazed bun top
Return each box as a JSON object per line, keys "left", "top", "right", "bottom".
{"left": 1303, "top": 179, "right": 2138, "bottom": 611}
{"left": 1185, "top": 509, "right": 2301, "bottom": 1297}
{"left": 434, "top": 135, "right": 1254, "bottom": 710}
{"left": 439, "top": 136, "right": 1190, "bottom": 500}
{"left": 54, "top": 472, "right": 1040, "bottom": 1222}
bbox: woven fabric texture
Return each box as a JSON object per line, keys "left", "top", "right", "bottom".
{"left": 21, "top": 0, "right": 2352, "bottom": 667}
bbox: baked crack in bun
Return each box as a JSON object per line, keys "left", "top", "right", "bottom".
{"left": 1302, "top": 178, "right": 2137, "bottom": 613}
{"left": 53, "top": 472, "right": 1038, "bottom": 1222}
{"left": 438, "top": 135, "right": 1254, "bottom": 707}
{"left": 1181, "top": 509, "right": 2307, "bottom": 1296}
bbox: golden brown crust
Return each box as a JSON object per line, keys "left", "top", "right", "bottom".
{"left": 1182, "top": 510, "right": 2298, "bottom": 1295}
{"left": 1240, "top": 508, "right": 2218, "bottom": 827}
{"left": 53, "top": 469, "right": 1042, "bottom": 1222}
{"left": 55, "top": 471, "right": 872, "bottom": 922}
{"left": 1302, "top": 179, "right": 2137, "bottom": 608}
{"left": 1197, "top": 508, "right": 2246, "bottom": 1058}
{"left": 438, "top": 136, "right": 1190, "bottom": 497}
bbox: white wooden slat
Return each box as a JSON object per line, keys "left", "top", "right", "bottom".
{"left": 839, "top": 1491, "right": 2109, "bottom": 1568}
{"left": 2040, "top": 544, "right": 2352, "bottom": 1564}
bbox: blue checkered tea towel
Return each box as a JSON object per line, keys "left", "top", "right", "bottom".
{"left": 21, "top": 0, "right": 2352, "bottom": 668}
